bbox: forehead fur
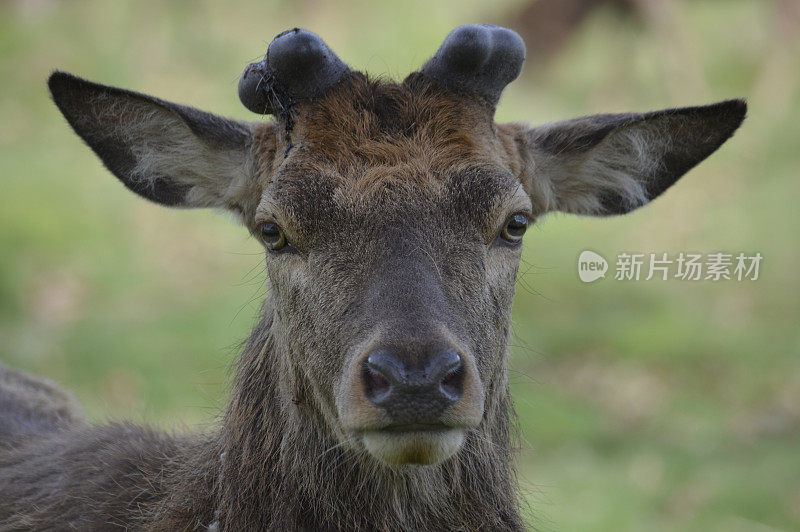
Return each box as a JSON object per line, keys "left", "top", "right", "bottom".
{"left": 272, "top": 72, "right": 519, "bottom": 192}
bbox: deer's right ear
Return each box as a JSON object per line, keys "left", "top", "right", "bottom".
{"left": 48, "top": 72, "right": 269, "bottom": 217}
{"left": 511, "top": 100, "right": 746, "bottom": 216}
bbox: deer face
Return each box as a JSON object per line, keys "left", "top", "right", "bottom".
{"left": 257, "top": 76, "right": 532, "bottom": 465}
{"left": 49, "top": 26, "right": 745, "bottom": 467}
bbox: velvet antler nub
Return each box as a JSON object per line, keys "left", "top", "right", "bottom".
{"left": 238, "top": 28, "right": 350, "bottom": 115}
{"left": 421, "top": 25, "right": 525, "bottom": 107}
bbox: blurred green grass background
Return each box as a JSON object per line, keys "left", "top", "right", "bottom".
{"left": 0, "top": 1, "right": 798, "bottom": 530}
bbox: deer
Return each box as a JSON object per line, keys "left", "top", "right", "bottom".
{"left": 0, "top": 25, "right": 745, "bottom": 530}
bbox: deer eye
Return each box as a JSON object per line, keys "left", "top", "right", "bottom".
{"left": 258, "top": 222, "right": 287, "bottom": 251}
{"left": 500, "top": 213, "right": 529, "bottom": 244}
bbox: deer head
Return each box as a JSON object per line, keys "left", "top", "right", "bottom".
{"left": 48, "top": 26, "right": 745, "bottom": 467}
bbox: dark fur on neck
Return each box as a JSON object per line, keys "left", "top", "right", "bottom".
{"left": 212, "top": 307, "right": 523, "bottom": 530}
{"left": 0, "top": 307, "right": 523, "bottom": 530}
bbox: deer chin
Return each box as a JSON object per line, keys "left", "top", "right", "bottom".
{"left": 361, "top": 426, "right": 465, "bottom": 466}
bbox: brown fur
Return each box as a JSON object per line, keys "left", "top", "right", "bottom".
{"left": 258, "top": 74, "right": 520, "bottom": 194}
{"left": 0, "top": 364, "right": 85, "bottom": 449}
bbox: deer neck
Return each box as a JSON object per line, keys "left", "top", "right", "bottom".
{"left": 211, "top": 305, "right": 524, "bottom": 530}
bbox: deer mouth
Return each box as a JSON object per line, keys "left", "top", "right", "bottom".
{"left": 378, "top": 422, "right": 451, "bottom": 433}
{"left": 360, "top": 426, "right": 465, "bottom": 466}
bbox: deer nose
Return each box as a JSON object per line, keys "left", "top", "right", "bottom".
{"left": 362, "top": 349, "right": 464, "bottom": 423}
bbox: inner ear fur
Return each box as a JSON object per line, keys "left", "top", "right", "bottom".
{"left": 507, "top": 99, "right": 747, "bottom": 216}
{"left": 48, "top": 71, "right": 266, "bottom": 216}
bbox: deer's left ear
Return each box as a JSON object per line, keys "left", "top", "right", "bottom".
{"left": 511, "top": 100, "right": 746, "bottom": 216}
{"left": 48, "top": 72, "right": 269, "bottom": 220}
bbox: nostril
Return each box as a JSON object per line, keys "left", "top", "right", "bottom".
{"left": 439, "top": 364, "right": 464, "bottom": 401}
{"left": 428, "top": 351, "right": 463, "bottom": 401}
{"left": 363, "top": 364, "right": 392, "bottom": 403}
{"left": 363, "top": 352, "right": 400, "bottom": 404}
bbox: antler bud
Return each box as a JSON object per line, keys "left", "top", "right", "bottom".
{"left": 421, "top": 25, "right": 525, "bottom": 107}
{"left": 238, "top": 28, "right": 350, "bottom": 115}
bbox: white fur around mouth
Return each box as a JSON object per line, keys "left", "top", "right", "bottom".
{"left": 362, "top": 428, "right": 465, "bottom": 466}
